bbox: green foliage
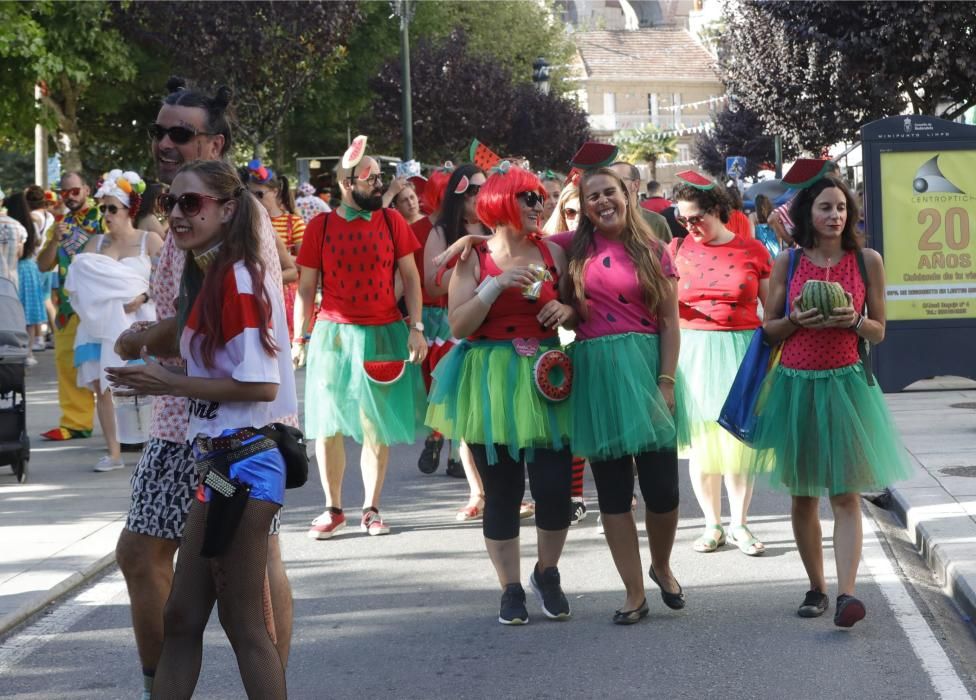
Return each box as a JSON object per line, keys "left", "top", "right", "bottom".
{"left": 694, "top": 104, "right": 798, "bottom": 178}
{"left": 616, "top": 125, "right": 678, "bottom": 180}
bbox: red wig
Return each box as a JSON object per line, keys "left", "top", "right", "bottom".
{"left": 422, "top": 168, "right": 452, "bottom": 215}
{"left": 476, "top": 165, "right": 545, "bottom": 229}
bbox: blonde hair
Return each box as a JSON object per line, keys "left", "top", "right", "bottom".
{"left": 567, "top": 168, "right": 671, "bottom": 317}
{"left": 542, "top": 182, "right": 580, "bottom": 235}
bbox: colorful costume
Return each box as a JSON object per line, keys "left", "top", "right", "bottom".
{"left": 410, "top": 216, "right": 454, "bottom": 390}
{"left": 270, "top": 212, "right": 305, "bottom": 338}
{"left": 748, "top": 251, "right": 912, "bottom": 495}
{"left": 297, "top": 207, "right": 425, "bottom": 446}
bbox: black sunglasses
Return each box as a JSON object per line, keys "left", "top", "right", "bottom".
{"left": 98, "top": 204, "right": 126, "bottom": 215}
{"left": 147, "top": 123, "right": 214, "bottom": 145}
{"left": 676, "top": 213, "right": 707, "bottom": 228}
{"left": 518, "top": 191, "right": 544, "bottom": 208}
{"left": 464, "top": 184, "right": 482, "bottom": 198}
{"left": 158, "top": 192, "right": 229, "bottom": 217}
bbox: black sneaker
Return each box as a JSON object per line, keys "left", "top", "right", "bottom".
{"left": 530, "top": 564, "right": 571, "bottom": 620}
{"left": 834, "top": 594, "right": 866, "bottom": 628}
{"left": 797, "top": 589, "right": 829, "bottom": 618}
{"left": 445, "top": 458, "right": 465, "bottom": 478}
{"left": 569, "top": 498, "right": 587, "bottom": 525}
{"left": 498, "top": 583, "right": 529, "bottom": 625}
{"left": 418, "top": 434, "right": 443, "bottom": 474}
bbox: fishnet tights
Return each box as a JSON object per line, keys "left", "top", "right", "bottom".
{"left": 151, "top": 498, "right": 285, "bottom": 699}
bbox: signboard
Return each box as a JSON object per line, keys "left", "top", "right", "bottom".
{"left": 862, "top": 115, "right": 976, "bottom": 390}
{"left": 726, "top": 156, "right": 746, "bottom": 179}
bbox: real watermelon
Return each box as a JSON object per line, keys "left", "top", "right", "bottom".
{"left": 798, "top": 280, "right": 847, "bottom": 317}
{"left": 363, "top": 360, "right": 406, "bottom": 385}
{"left": 469, "top": 139, "right": 502, "bottom": 171}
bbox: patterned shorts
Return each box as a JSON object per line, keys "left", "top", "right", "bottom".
{"left": 126, "top": 437, "right": 281, "bottom": 540}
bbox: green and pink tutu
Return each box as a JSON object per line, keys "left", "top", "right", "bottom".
{"left": 679, "top": 328, "right": 767, "bottom": 475}
{"left": 425, "top": 339, "right": 571, "bottom": 464}
{"left": 569, "top": 332, "right": 690, "bottom": 461}
{"left": 747, "top": 362, "right": 913, "bottom": 496}
{"left": 304, "top": 319, "right": 426, "bottom": 446}
{"left": 421, "top": 304, "right": 453, "bottom": 344}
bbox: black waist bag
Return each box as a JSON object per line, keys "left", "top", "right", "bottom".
{"left": 259, "top": 423, "right": 309, "bottom": 489}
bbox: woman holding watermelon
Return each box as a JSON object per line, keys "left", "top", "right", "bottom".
{"left": 426, "top": 162, "right": 577, "bottom": 625}
{"left": 750, "top": 172, "right": 910, "bottom": 627}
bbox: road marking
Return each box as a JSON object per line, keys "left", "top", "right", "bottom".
{"left": 862, "top": 513, "right": 971, "bottom": 699}
{"left": 0, "top": 571, "right": 127, "bottom": 676}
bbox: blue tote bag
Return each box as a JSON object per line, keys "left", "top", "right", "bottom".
{"left": 718, "top": 248, "right": 798, "bottom": 444}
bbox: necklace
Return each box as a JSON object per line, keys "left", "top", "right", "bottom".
{"left": 193, "top": 242, "right": 222, "bottom": 271}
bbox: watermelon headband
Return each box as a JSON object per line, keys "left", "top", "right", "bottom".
{"left": 470, "top": 139, "right": 502, "bottom": 171}
{"left": 454, "top": 175, "right": 472, "bottom": 195}
{"left": 782, "top": 159, "right": 835, "bottom": 190}
{"left": 247, "top": 159, "right": 274, "bottom": 184}
{"left": 675, "top": 170, "right": 715, "bottom": 191}
{"left": 490, "top": 160, "right": 513, "bottom": 176}
{"left": 569, "top": 141, "right": 619, "bottom": 170}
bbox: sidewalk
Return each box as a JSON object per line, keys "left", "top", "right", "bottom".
{"left": 2, "top": 350, "right": 975, "bottom": 636}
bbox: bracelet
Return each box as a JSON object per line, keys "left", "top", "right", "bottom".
{"left": 475, "top": 276, "right": 503, "bottom": 306}
{"left": 141, "top": 292, "right": 150, "bottom": 303}
{"left": 853, "top": 313, "right": 865, "bottom": 331}
{"left": 657, "top": 374, "right": 676, "bottom": 384}
{"left": 292, "top": 337, "right": 306, "bottom": 345}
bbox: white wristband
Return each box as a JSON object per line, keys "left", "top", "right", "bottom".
{"left": 475, "top": 276, "right": 503, "bottom": 306}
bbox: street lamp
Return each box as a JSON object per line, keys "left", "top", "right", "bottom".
{"left": 532, "top": 56, "right": 551, "bottom": 95}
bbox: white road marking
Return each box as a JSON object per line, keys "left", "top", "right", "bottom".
{"left": 0, "top": 571, "right": 127, "bottom": 676}
{"left": 862, "top": 513, "right": 971, "bottom": 699}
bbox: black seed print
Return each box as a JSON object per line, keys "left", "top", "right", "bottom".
{"left": 606, "top": 312, "right": 617, "bottom": 322}
{"left": 602, "top": 256, "right": 611, "bottom": 268}
{"left": 640, "top": 318, "right": 651, "bottom": 326}
{"left": 712, "top": 255, "right": 718, "bottom": 260}
{"left": 739, "top": 284, "right": 746, "bottom": 289}
{"left": 618, "top": 294, "right": 629, "bottom": 304}
{"left": 506, "top": 326, "right": 516, "bottom": 333}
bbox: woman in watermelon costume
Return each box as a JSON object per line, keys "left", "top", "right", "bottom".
{"left": 557, "top": 166, "right": 690, "bottom": 625}
{"left": 669, "top": 173, "right": 773, "bottom": 557}
{"left": 426, "top": 163, "right": 577, "bottom": 625}
{"left": 748, "top": 170, "right": 911, "bottom": 627}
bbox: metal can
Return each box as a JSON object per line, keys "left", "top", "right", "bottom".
{"left": 522, "top": 264, "right": 552, "bottom": 301}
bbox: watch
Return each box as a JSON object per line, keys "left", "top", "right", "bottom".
{"left": 411, "top": 321, "right": 425, "bottom": 333}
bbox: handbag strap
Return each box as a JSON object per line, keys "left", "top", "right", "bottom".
{"left": 784, "top": 248, "right": 799, "bottom": 317}
{"left": 853, "top": 249, "right": 875, "bottom": 386}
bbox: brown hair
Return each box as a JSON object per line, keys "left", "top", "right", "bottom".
{"left": 671, "top": 182, "right": 733, "bottom": 223}
{"left": 789, "top": 176, "right": 861, "bottom": 251}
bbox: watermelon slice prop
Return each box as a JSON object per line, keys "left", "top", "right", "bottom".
{"left": 470, "top": 139, "right": 502, "bottom": 171}
{"left": 783, "top": 158, "right": 833, "bottom": 190}
{"left": 363, "top": 360, "right": 406, "bottom": 385}
{"left": 342, "top": 135, "right": 368, "bottom": 170}
{"left": 675, "top": 170, "right": 715, "bottom": 191}
{"left": 569, "top": 142, "right": 619, "bottom": 170}
{"left": 454, "top": 175, "right": 471, "bottom": 195}
{"left": 533, "top": 350, "right": 573, "bottom": 402}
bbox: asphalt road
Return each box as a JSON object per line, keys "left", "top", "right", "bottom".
{"left": 1, "top": 432, "right": 975, "bottom": 699}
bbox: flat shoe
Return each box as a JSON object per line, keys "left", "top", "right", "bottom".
{"left": 613, "top": 599, "right": 649, "bottom": 625}
{"left": 648, "top": 566, "right": 685, "bottom": 610}
{"left": 692, "top": 524, "right": 726, "bottom": 553}
{"left": 834, "top": 594, "right": 866, "bottom": 628}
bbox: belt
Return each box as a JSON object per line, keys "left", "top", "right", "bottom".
{"left": 194, "top": 428, "right": 260, "bottom": 454}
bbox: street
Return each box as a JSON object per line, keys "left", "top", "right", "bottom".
{"left": 0, "top": 352, "right": 974, "bottom": 699}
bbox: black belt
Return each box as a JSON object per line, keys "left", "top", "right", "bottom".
{"left": 194, "top": 434, "right": 277, "bottom": 477}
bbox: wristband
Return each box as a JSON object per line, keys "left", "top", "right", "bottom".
{"left": 853, "top": 313, "right": 864, "bottom": 331}
{"left": 292, "top": 337, "right": 307, "bottom": 345}
{"left": 475, "top": 276, "right": 503, "bottom": 306}
{"left": 657, "top": 374, "right": 676, "bottom": 385}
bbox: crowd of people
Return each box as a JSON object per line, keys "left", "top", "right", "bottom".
{"left": 3, "top": 77, "right": 912, "bottom": 698}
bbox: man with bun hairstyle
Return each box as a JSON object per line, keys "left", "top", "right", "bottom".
{"left": 113, "top": 77, "right": 296, "bottom": 700}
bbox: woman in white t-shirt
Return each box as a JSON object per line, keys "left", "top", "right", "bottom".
{"left": 107, "top": 160, "right": 295, "bottom": 699}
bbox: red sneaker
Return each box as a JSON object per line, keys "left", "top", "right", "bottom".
{"left": 361, "top": 509, "right": 391, "bottom": 536}
{"left": 306, "top": 510, "right": 347, "bottom": 540}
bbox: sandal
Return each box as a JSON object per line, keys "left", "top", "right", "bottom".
{"left": 692, "top": 524, "right": 726, "bottom": 553}
{"left": 727, "top": 525, "right": 765, "bottom": 556}
{"left": 456, "top": 500, "right": 484, "bottom": 522}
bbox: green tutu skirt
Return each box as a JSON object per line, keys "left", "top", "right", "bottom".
{"left": 748, "top": 363, "right": 912, "bottom": 496}
{"left": 422, "top": 304, "right": 453, "bottom": 344}
{"left": 426, "top": 339, "right": 571, "bottom": 464}
{"left": 679, "top": 329, "right": 765, "bottom": 474}
{"left": 305, "top": 319, "right": 426, "bottom": 445}
{"left": 569, "top": 332, "right": 690, "bottom": 461}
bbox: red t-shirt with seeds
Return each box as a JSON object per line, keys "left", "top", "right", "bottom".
{"left": 297, "top": 208, "right": 420, "bottom": 326}
{"left": 669, "top": 234, "right": 771, "bottom": 330}
{"left": 410, "top": 216, "right": 445, "bottom": 307}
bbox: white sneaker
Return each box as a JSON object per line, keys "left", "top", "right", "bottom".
{"left": 25, "top": 356, "right": 38, "bottom": 367}
{"left": 93, "top": 455, "right": 125, "bottom": 472}
{"left": 32, "top": 339, "right": 45, "bottom": 351}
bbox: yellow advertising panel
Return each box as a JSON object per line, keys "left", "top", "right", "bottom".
{"left": 880, "top": 150, "right": 976, "bottom": 320}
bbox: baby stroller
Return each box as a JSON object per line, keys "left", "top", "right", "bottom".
{"left": 0, "top": 277, "right": 29, "bottom": 482}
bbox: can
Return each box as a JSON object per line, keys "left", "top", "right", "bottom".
{"left": 522, "top": 264, "right": 552, "bottom": 301}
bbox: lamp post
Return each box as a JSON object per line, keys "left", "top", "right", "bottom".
{"left": 392, "top": 0, "right": 414, "bottom": 161}
{"left": 532, "top": 56, "right": 551, "bottom": 95}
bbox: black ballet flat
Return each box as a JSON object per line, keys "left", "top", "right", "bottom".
{"left": 648, "top": 567, "right": 685, "bottom": 610}
{"left": 613, "top": 598, "right": 649, "bottom": 625}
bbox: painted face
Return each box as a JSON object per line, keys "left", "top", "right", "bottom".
{"left": 811, "top": 186, "right": 847, "bottom": 239}
{"left": 562, "top": 197, "right": 580, "bottom": 231}
{"left": 60, "top": 174, "right": 89, "bottom": 213}
{"left": 463, "top": 172, "right": 487, "bottom": 222}
{"left": 151, "top": 104, "right": 223, "bottom": 185}
{"left": 350, "top": 157, "right": 384, "bottom": 211}
{"left": 98, "top": 195, "right": 129, "bottom": 231}
{"left": 542, "top": 181, "right": 562, "bottom": 220}
{"left": 165, "top": 171, "right": 235, "bottom": 254}
{"left": 675, "top": 200, "right": 720, "bottom": 242}
{"left": 394, "top": 185, "right": 420, "bottom": 221}
{"left": 582, "top": 174, "right": 628, "bottom": 232}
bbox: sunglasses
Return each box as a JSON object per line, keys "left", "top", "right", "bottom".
{"left": 60, "top": 187, "right": 82, "bottom": 199}
{"left": 464, "top": 184, "right": 482, "bottom": 198}
{"left": 98, "top": 204, "right": 127, "bottom": 215}
{"left": 517, "top": 191, "right": 544, "bottom": 208}
{"left": 676, "top": 213, "right": 707, "bottom": 228}
{"left": 147, "top": 123, "right": 213, "bottom": 145}
{"left": 563, "top": 207, "right": 579, "bottom": 218}
{"left": 158, "top": 192, "right": 229, "bottom": 217}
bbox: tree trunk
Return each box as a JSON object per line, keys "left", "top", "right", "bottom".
{"left": 650, "top": 157, "right": 657, "bottom": 182}
{"left": 42, "top": 79, "right": 83, "bottom": 174}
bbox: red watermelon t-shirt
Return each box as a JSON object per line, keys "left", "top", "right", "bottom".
{"left": 669, "top": 234, "right": 771, "bottom": 330}
{"left": 410, "top": 216, "right": 444, "bottom": 307}
{"left": 297, "top": 206, "right": 420, "bottom": 326}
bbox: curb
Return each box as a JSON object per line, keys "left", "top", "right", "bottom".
{"left": 890, "top": 486, "right": 976, "bottom": 621}
{"left": 0, "top": 551, "right": 118, "bottom": 637}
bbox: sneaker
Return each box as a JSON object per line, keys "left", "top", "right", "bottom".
{"left": 498, "top": 583, "right": 529, "bottom": 625}
{"left": 530, "top": 564, "right": 571, "bottom": 620}
{"left": 307, "top": 510, "right": 347, "bottom": 540}
{"left": 570, "top": 498, "right": 587, "bottom": 526}
{"left": 32, "top": 339, "right": 45, "bottom": 352}
{"left": 418, "top": 434, "right": 443, "bottom": 474}
{"left": 519, "top": 501, "right": 535, "bottom": 519}
{"left": 41, "top": 427, "right": 91, "bottom": 441}
{"left": 834, "top": 594, "right": 866, "bottom": 628}
{"left": 93, "top": 455, "right": 124, "bottom": 472}
{"left": 797, "top": 589, "right": 830, "bottom": 618}
{"left": 361, "top": 508, "right": 391, "bottom": 536}
{"left": 445, "top": 458, "right": 465, "bottom": 478}
{"left": 25, "top": 356, "right": 38, "bottom": 367}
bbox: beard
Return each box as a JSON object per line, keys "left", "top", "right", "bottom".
{"left": 352, "top": 188, "right": 383, "bottom": 211}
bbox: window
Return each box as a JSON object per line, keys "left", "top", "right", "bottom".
{"left": 648, "top": 93, "right": 658, "bottom": 126}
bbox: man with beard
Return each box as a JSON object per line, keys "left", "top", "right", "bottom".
{"left": 36, "top": 173, "right": 101, "bottom": 441}
{"left": 113, "top": 77, "right": 295, "bottom": 700}
{"left": 295, "top": 153, "right": 427, "bottom": 540}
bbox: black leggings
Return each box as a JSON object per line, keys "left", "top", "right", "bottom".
{"left": 590, "top": 450, "right": 679, "bottom": 515}
{"left": 470, "top": 444, "right": 572, "bottom": 540}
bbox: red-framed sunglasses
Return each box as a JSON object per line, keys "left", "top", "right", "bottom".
{"left": 158, "top": 192, "right": 229, "bottom": 217}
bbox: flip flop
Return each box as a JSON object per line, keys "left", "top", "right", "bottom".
{"left": 728, "top": 525, "right": 765, "bottom": 556}
{"left": 692, "top": 525, "right": 726, "bottom": 553}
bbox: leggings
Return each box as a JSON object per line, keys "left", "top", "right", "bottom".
{"left": 590, "top": 450, "right": 679, "bottom": 515}
{"left": 469, "top": 444, "right": 572, "bottom": 540}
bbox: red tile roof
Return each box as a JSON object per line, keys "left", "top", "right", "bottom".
{"left": 574, "top": 29, "right": 719, "bottom": 82}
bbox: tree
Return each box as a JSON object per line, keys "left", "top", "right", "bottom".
{"left": 616, "top": 125, "right": 678, "bottom": 181}
{"left": 505, "top": 84, "right": 591, "bottom": 170}
{"left": 720, "top": 1, "right": 976, "bottom": 152}
{"left": 694, "top": 104, "right": 798, "bottom": 178}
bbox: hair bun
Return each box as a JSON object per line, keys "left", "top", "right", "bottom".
{"left": 166, "top": 76, "right": 187, "bottom": 94}
{"left": 213, "top": 86, "right": 233, "bottom": 111}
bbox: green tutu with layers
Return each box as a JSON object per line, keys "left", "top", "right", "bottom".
{"left": 569, "top": 332, "right": 690, "bottom": 461}
{"left": 679, "top": 328, "right": 766, "bottom": 474}
{"left": 748, "top": 363, "right": 912, "bottom": 497}
{"left": 426, "top": 339, "right": 571, "bottom": 464}
{"left": 305, "top": 319, "right": 426, "bottom": 446}
{"left": 422, "top": 304, "right": 453, "bottom": 344}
